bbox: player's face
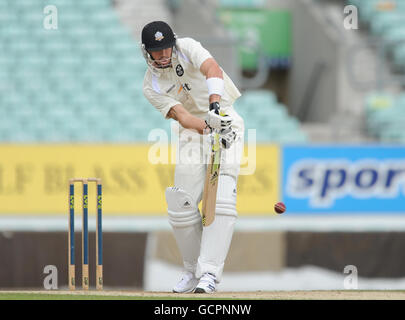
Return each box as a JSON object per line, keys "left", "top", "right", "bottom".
{"left": 149, "top": 47, "right": 173, "bottom": 68}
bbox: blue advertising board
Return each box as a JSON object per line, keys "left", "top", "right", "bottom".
{"left": 282, "top": 145, "right": 405, "bottom": 214}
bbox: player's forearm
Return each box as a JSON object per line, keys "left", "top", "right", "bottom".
{"left": 201, "top": 58, "right": 223, "bottom": 104}
{"left": 205, "top": 65, "right": 223, "bottom": 80}
{"left": 168, "top": 105, "right": 206, "bottom": 134}
{"left": 206, "top": 67, "right": 223, "bottom": 104}
{"left": 209, "top": 94, "right": 221, "bottom": 104}
{"left": 178, "top": 113, "right": 206, "bottom": 134}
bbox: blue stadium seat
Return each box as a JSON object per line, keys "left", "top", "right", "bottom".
{"left": 0, "top": 0, "right": 306, "bottom": 143}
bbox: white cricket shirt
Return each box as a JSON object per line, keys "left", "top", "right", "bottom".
{"left": 143, "top": 37, "right": 243, "bottom": 131}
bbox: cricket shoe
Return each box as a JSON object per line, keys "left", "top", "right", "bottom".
{"left": 172, "top": 271, "right": 199, "bottom": 293}
{"left": 194, "top": 272, "right": 216, "bottom": 293}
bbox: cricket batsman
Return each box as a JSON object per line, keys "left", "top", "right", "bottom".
{"left": 142, "top": 21, "right": 244, "bottom": 293}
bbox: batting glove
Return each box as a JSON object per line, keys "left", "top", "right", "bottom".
{"left": 205, "top": 105, "right": 233, "bottom": 131}
{"left": 219, "top": 126, "right": 237, "bottom": 149}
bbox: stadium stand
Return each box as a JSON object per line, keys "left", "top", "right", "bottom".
{"left": 0, "top": 0, "right": 169, "bottom": 142}
{"left": 364, "top": 92, "right": 405, "bottom": 142}
{"left": 233, "top": 90, "right": 308, "bottom": 143}
{"left": 0, "top": 0, "right": 307, "bottom": 143}
{"left": 346, "top": 0, "right": 405, "bottom": 143}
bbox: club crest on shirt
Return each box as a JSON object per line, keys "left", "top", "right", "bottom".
{"left": 176, "top": 64, "right": 184, "bottom": 76}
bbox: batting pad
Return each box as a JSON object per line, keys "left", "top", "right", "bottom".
{"left": 165, "top": 187, "right": 202, "bottom": 273}
{"left": 196, "top": 214, "right": 236, "bottom": 282}
{"left": 196, "top": 174, "right": 238, "bottom": 282}
{"left": 215, "top": 174, "right": 238, "bottom": 217}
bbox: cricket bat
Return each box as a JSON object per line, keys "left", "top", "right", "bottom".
{"left": 201, "top": 104, "right": 222, "bottom": 227}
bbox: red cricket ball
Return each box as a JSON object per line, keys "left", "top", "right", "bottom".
{"left": 274, "top": 202, "right": 286, "bottom": 214}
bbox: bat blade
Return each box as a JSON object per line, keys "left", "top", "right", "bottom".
{"left": 202, "top": 131, "right": 221, "bottom": 227}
